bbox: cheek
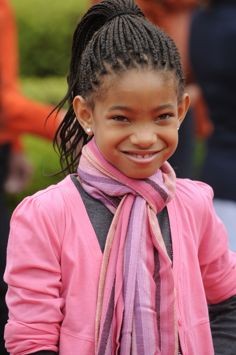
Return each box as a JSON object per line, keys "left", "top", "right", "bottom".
{"left": 93, "top": 132, "right": 119, "bottom": 158}
{"left": 159, "top": 127, "right": 178, "bottom": 145}
{"left": 94, "top": 126, "right": 125, "bottom": 145}
{"left": 160, "top": 129, "right": 179, "bottom": 158}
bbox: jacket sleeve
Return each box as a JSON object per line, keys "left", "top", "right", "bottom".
{"left": 196, "top": 182, "right": 236, "bottom": 304}
{"left": 1, "top": 89, "right": 60, "bottom": 141}
{"left": 4, "top": 191, "right": 65, "bottom": 354}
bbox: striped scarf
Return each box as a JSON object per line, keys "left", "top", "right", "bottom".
{"left": 77, "top": 138, "right": 178, "bottom": 355}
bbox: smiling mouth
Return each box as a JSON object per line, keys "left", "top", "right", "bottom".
{"left": 129, "top": 153, "right": 155, "bottom": 159}
{"left": 122, "top": 151, "right": 160, "bottom": 163}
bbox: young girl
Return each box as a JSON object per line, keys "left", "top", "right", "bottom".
{"left": 4, "top": 0, "right": 236, "bottom": 354}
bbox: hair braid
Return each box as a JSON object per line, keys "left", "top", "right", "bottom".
{"left": 54, "top": 0, "right": 185, "bottom": 173}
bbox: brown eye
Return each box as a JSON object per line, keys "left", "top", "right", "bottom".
{"left": 155, "top": 113, "right": 174, "bottom": 123}
{"left": 159, "top": 113, "right": 172, "bottom": 120}
{"left": 112, "top": 115, "right": 129, "bottom": 122}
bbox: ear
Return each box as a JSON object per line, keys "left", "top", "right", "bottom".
{"left": 177, "top": 93, "right": 190, "bottom": 129}
{"left": 73, "top": 95, "right": 94, "bottom": 136}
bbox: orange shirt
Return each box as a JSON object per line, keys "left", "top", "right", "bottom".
{"left": 0, "top": 0, "right": 60, "bottom": 150}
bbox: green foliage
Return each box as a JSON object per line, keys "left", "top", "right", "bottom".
{"left": 20, "top": 76, "right": 67, "bottom": 104}
{"left": 11, "top": 0, "right": 89, "bottom": 76}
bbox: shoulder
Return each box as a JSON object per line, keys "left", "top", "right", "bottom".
{"left": 12, "top": 175, "right": 81, "bottom": 226}
{"left": 10, "top": 175, "right": 86, "bottom": 249}
{"left": 173, "top": 179, "right": 228, "bottom": 258}
{"left": 176, "top": 178, "right": 213, "bottom": 200}
{"left": 174, "top": 178, "right": 214, "bottom": 217}
{"left": 18, "top": 175, "right": 72, "bottom": 205}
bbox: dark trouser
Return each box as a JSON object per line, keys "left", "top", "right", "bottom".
{"left": 0, "top": 144, "right": 11, "bottom": 355}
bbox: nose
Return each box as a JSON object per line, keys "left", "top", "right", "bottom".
{"left": 130, "top": 125, "right": 157, "bottom": 148}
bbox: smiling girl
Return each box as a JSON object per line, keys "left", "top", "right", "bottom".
{"left": 4, "top": 1, "right": 236, "bottom": 354}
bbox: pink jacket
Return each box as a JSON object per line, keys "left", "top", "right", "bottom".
{"left": 4, "top": 175, "right": 236, "bottom": 354}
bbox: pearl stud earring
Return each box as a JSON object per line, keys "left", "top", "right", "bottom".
{"left": 86, "top": 127, "right": 92, "bottom": 134}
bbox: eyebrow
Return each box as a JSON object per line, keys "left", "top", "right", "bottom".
{"left": 108, "top": 105, "right": 134, "bottom": 112}
{"left": 108, "top": 104, "right": 175, "bottom": 112}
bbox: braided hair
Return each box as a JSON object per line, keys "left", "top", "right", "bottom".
{"left": 54, "top": 0, "right": 185, "bottom": 173}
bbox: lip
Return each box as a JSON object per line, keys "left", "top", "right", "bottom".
{"left": 122, "top": 150, "right": 161, "bottom": 164}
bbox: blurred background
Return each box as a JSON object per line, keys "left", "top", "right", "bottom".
{"left": 7, "top": 0, "right": 89, "bottom": 208}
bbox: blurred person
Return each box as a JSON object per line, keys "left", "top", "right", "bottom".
{"left": 190, "top": 0, "right": 236, "bottom": 251}
{"left": 0, "top": 0, "right": 63, "bottom": 353}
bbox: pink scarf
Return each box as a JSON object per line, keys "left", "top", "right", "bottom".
{"left": 77, "top": 138, "right": 177, "bottom": 355}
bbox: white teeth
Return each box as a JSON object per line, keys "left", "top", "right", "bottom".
{"left": 131, "top": 153, "right": 153, "bottom": 159}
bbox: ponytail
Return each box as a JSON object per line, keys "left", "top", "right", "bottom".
{"left": 54, "top": 0, "right": 184, "bottom": 174}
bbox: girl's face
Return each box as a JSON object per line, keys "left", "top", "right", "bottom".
{"left": 74, "top": 69, "right": 189, "bottom": 179}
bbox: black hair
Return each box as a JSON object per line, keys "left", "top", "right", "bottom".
{"left": 54, "top": 0, "right": 185, "bottom": 174}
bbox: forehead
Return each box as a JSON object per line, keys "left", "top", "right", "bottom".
{"left": 94, "top": 68, "right": 178, "bottom": 108}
